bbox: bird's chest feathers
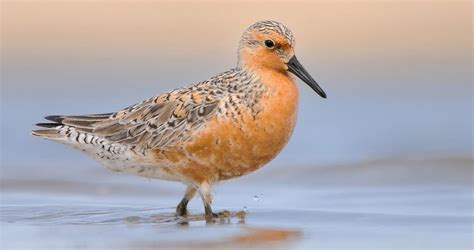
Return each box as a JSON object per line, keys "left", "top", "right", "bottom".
{"left": 203, "top": 73, "right": 298, "bottom": 164}
{"left": 248, "top": 71, "right": 299, "bottom": 155}
{"left": 216, "top": 71, "right": 299, "bottom": 178}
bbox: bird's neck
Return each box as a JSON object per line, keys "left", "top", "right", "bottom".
{"left": 237, "top": 63, "right": 298, "bottom": 96}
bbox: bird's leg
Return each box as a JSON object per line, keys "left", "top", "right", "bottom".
{"left": 198, "top": 181, "right": 217, "bottom": 222}
{"left": 176, "top": 185, "right": 197, "bottom": 216}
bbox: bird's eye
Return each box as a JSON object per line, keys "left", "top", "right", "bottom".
{"left": 264, "top": 40, "right": 275, "bottom": 48}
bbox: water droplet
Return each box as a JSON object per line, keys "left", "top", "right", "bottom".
{"left": 253, "top": 195, "right": 259, "bottom": 201}
{"left": 243, "top": 206, "right": 247, "bottom": 212}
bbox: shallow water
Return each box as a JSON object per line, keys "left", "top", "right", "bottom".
{"left": 1, "top": 158, "right": 472, "bottom": 249}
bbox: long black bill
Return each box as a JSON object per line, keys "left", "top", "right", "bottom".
{"left": 287, "top": 56, "right": 327, "bottom": 98}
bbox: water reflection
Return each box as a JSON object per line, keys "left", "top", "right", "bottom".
{"left": 0, "top": 205, "right": 250, "bottom": 226}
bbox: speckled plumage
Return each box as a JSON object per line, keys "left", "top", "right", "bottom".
{"left": 32, "top": 20, "right": 326, "bottom": 220}
{"left": 33, "top": 66, "right": 267, "bottom": 175}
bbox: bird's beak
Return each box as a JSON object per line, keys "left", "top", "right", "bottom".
{"left": 287, "top": 55, "right": 327, "bottom": 98}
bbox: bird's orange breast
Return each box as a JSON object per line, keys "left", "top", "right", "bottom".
{"left": 153, "top": 71, "right": 299, "bottom": 184}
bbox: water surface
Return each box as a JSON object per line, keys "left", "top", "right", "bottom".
{"left": 1, "top": 158, "right": 472, "bottom": 249}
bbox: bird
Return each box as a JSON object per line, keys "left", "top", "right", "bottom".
{"left": 32, "top": 20, "right": 326, "bottom": 221}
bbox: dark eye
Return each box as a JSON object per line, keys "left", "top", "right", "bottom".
{"left": 264, "top": 39, "right": 275, "bottom": 48}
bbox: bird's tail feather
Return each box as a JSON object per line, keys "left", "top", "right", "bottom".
{"left": 32, "top": 112, "right": 113, "bottom": 139}
{"left": 31, "top": 128, "right": 65, "bottom": 139}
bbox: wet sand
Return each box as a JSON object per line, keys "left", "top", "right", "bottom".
{"left": 1, "top": 157, "right": 472, "bottom": 249}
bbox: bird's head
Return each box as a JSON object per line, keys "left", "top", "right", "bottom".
{"left": 238, "top": 20, "right": 326, "bottom": 98}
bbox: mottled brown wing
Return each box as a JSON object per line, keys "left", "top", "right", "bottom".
{"left": 51, "top": 88, "right": 219, "bottom": 150}
{"left": 95, "top": 89, "right": 220, "bottom": 149}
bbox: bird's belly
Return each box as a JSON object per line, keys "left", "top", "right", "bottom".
{"left": 208, "top": 111, "right": 298, "bottom": 181}
{"left": 94, "top": 150, "right": 182, "bottom": 182}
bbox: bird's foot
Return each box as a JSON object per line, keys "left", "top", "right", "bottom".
{"left": 204, "top": 212, "right": 218, "bottom": 223}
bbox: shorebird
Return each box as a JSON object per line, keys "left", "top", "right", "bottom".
{"left": 32, "top": 20, "right": 326, "bottom": 221}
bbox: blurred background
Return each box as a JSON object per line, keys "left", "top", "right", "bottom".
{"left": 2, "top": 1, "right": 472, "bottom": 167}
{"left": 1, "top": 1, "right": 472, "bottom": 249}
